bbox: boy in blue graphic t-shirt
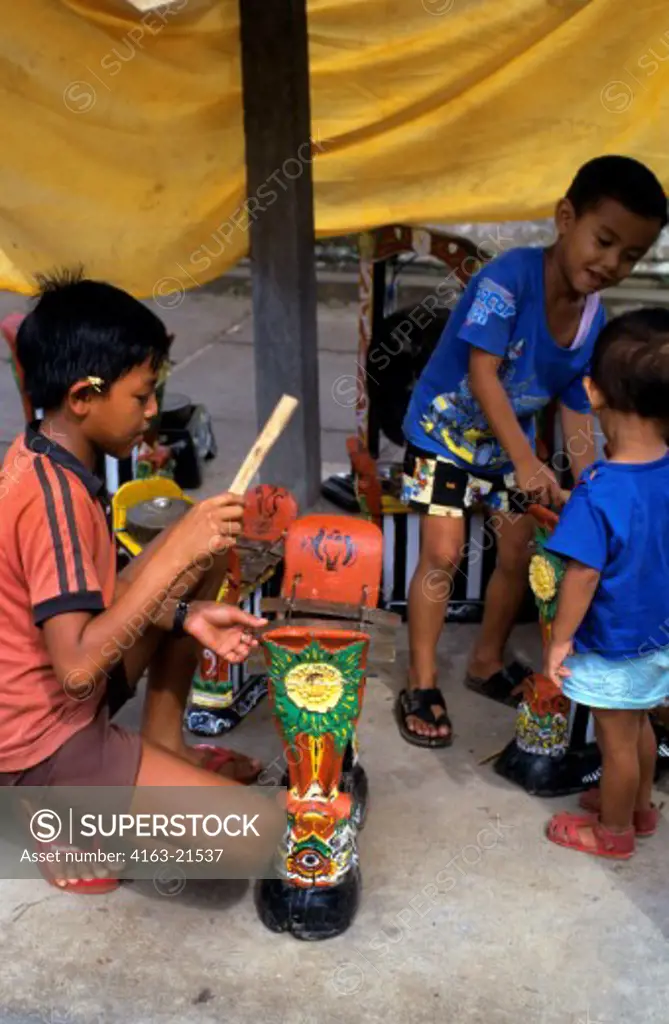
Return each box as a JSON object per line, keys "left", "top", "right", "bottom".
{"left": 396, "top": 156, "right": 667, "bottom": 748}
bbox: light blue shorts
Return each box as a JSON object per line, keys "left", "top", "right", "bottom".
{"left": 564, "top": 648, "right": 669, "bottom": 711}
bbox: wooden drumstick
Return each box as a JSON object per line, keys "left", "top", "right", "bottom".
{"left": 215, "top": 395, "right": 298, "bottom": 604}
{"left": 229, "top": 394, "right": 299, "bottom": 495}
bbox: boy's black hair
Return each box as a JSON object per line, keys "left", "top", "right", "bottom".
{"left": 17, "top": 270, "right": 172, "bottom": 412}
{"left": 566, "top": 156, "right": 667, "bottom": 228}
{"left": 591, "top": 307, "right": 669, "bottom": 420}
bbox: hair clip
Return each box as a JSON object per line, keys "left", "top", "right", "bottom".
{"left": 157, "top": 360, "right": 172, "bottom": 386}
{"left": 87, "top": 376, "right": 105, "bottom": 393}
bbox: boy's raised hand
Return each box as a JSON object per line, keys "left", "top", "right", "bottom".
{"left": 184, "top": 603, "right": 268, "bottom": 663}
{"left": 171, "top": 492, "right": 245, "bottom": 564}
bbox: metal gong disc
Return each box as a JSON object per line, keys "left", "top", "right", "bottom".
{"left": 126, "top": 496, "right": 191, "bottom": 543}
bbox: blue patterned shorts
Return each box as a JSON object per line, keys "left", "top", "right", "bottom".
{"left": 401, "top": 444, "right": 517, "bottom": 517}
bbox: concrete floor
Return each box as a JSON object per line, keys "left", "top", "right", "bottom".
{"left": 0, "top": 289, "right": 668, "bottom": 1024}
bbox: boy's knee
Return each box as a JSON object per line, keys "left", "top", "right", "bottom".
{"left": 423, "top": 539, "right": 464, "bottom": 574}
{"left": 496, "top": 519, "right": 534, "bottom": 574}
{"left": 496, "top": 540, "right": 531, "bottom": 575}
{"left": 418, "top": 516, "right": 466, "bottom": 598}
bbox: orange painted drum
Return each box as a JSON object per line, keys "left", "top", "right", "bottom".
{"left": 261, "top": 627, "right": 370, "bottom": 892}
{"left": 242, "top": 484, "right": 298, "bottom": 543}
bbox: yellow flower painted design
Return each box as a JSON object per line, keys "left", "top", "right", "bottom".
{"left": 285, "top": 663, "right": 344, "bottom": 713}
{"left": 529, "top": 554, "right": 557, "bottom": 602}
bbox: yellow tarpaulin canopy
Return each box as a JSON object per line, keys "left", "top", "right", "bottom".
{"left": 2, "top": 0, "right": 668, "bottom": 298}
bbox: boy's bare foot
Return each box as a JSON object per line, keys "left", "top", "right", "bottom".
{"left": 39, "top": 843, "right": 120, "bottom": 894}
{"left": 396, "top": 686, "right": 453, "bottom": 747}
{"left": 186, "top": 744, "right": 262, "bottom": 783}
{"left": 405, "top": 691, "right": 452, "bottom": 741}
{"left": 142, "top": 735, "right": 263, "bottom": 783}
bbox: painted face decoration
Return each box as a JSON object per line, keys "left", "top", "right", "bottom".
{"left": 305, "top": 528, "right": 358, "bottom": 572}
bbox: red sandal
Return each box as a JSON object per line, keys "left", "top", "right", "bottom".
{"left": 547, "top": 811, "right": 635, "bottom": 859}
{"left": 38, "top": 841, "right": 120, "bottom": 895}
{"left": 45, "top": 875, "right": 119, "bottom": 895}
{"left": 579, "top": 789, "right": 659, "bottom": 837}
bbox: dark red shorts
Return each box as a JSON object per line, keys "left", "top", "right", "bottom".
{"left": 0, "top": 668, "right": 142, "bottom": 787}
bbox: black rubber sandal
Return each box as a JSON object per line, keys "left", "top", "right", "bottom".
{"left": 395, "top": 687, "right": 453, "bottom": 748}
{"left": 464, "top": 660, "right": 533, "bottom": 708}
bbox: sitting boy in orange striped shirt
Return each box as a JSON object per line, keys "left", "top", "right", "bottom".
{"left": 0, "top": 273, "right": 272, "bottom": 892}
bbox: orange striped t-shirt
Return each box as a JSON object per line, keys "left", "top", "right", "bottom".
{"left": 0, "top": 425, "right": 116, "bottom": 771}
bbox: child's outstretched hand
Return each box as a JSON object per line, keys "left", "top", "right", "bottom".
{"left": 544, "top": 638, "right": 573, "bottom": 689}
{"left": 514, "top": 455, "right": 563, "bottom": 508}
{"left": 184, "top": 602, "right": 268, "bottom": 663}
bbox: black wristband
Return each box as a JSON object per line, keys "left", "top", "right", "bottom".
{"left": 172, "top": 599, "right": 190, "bottom": 638}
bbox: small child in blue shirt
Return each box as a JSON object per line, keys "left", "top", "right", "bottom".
{"left": 544, "top": 308, "right": 669, "bottom": 860}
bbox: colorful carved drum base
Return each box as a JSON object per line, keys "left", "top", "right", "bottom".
{"left": 185, "top": 673, "right": 269, "bottom": 736}
{"left": 494, "top": 706, "right": 601, "bottom": 797}
{"left": 494, "top": 504, "right": 600, "bottom": 796}
{"left": 279, "top": 742, "right": 369, "bottom": 831}
{"left": 255, "top": 627, "right": 370, "bottom": 941}
{"left": 186, "top": 583, "right": 271, "bottom": 734}
{"left": 256, "top": 866, "right": 362, "bottom": 942}
{"left": 186, "top": 485, "right": 298, "bottom": 734}
{"left": 496, "top": 704, "right": 669, "bottom": 795}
